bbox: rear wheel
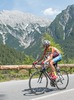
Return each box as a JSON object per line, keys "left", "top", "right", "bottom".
{"left": 56, "top": 70, "right": 69, "bottom": 90}
{"left": 29, "top": 70, "right": 48, "bottom": 95}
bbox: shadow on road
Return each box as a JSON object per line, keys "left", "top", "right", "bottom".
{"left": 0, "top": 94, "right": 6, "bottom": 100}
{"left": 22, "top": 88, "right": 35, "bottom": 96}
{"left": 22, "top": 88, "right": 57, "bottom": 96}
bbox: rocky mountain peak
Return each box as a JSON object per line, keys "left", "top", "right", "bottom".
{"left": 0, "top": 10, "right": 51, "bottom": 49}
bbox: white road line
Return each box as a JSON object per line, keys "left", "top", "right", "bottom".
{"left": 30, "top": 88, "right": 74, "bottom": 100}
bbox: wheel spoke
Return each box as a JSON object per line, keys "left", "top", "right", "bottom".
{"left": 29, "top": 71, "right": 48, "bottom": 94}
{"left": 56, "top": 70, "right": 69, "bottom": 90}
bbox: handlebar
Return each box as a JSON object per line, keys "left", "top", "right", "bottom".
{"left": 32, "top": 63, "right": 47, "bottom": 71}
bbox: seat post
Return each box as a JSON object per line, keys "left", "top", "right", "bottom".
{"left": 53, "top": 62, "right": 57, "bottom": 68}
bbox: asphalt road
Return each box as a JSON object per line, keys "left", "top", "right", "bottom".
{"left": 0, "top": 74, "right": 74, "bottom": 100}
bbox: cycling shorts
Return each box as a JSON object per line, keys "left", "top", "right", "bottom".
{"left": 52, "top": 54, "right": 62, "bottom": 63}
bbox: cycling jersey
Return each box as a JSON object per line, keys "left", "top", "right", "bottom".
{"left": 46, "top": 46, "right": 60, "bottom": 58}
{"left": 45, "top": 46, "right": 62, "bottom": 63}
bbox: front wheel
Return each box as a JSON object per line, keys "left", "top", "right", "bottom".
{"left": 56, "top": 70, "right": 69, "bottom": 90}
{"left": 29, "top": 70, "right": 48, "bottom": 95}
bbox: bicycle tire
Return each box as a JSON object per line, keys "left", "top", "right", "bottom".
{"left": 29, "top": 70, "right": 48, "bottom": 95}
{"left": 56, "top": 69, "right": 69, "bottom": 90}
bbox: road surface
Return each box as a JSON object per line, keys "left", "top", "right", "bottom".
{"left": 0, "top": 74, "right": 74, "bottom": 100}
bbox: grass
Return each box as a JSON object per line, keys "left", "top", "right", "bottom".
{"left": 0, "top": 69, "right": 30, "bottom": 82}
{"left": 0, "top": 67, "right": 74, "bottom": 82}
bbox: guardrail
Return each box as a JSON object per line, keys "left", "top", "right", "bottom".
{"left": 0, "top": 64, "right": 74, "bottom": 75}
{"left": 0, "top": 64, "right": 74, "bottom": 70}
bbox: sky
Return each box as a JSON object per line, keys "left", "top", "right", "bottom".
{"left": 0, "top": 0, "right": 74, "bottom": 19}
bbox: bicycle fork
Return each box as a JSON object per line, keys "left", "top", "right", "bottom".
{"left": 37, "top": 72, "right": 43, "bottom": 83}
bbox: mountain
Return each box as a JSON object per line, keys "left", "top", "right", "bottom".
{"left": 48, "top": 4, "right": 74, "bottom": 59}
{"left": 1, "top": 5, "right": 74, "bottom": 60}
{"left": 0, "top": 10, "right": 51, "bottom": 57}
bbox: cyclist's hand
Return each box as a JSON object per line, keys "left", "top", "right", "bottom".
{"left": 33, "top": 61, "right": 38, "bottom": 65}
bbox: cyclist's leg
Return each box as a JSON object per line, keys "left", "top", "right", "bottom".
{"left": 49, "top": 60, "right": 58, "bottom": 79}
{"left": 41, "top": 56, "right": 57, "bottom": 79}
{"left": 50, "top": 54, "right": 62, "bottom": 79}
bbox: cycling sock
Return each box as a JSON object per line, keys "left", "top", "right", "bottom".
{"left": 52, "top": 71, "right": 57, "bottom": 76}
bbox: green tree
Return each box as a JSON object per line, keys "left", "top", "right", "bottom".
{"left": 42, "top": 33, "right": 64, "bottom": 63}
{"left": 22, "top": 55, "right": 34, "bottom": 64}
{"left": 42, "top": 33, "right": 63, "bottom": 52}
{"left": 0, "top": 44, "right": 34, "bottom": 65}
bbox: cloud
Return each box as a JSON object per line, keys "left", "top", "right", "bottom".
{"left": 43, "top": 8, "right": 60, "bottom": 16}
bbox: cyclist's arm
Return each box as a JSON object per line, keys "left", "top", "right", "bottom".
{"left": 37, "top": 48, "right": 47, "bottom": 62}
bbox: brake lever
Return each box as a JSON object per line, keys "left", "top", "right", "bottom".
{"left": 32, "top": 64, "right": 38, "bottom": 70}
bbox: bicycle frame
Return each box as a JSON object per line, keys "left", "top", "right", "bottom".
{"left": 33, "top": 64, "right": 57, "bottom": 86}
{"left": 29, "top": 63, "right": 69, "bottom": 94}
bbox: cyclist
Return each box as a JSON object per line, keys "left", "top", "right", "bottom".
{"left": 33, "top": 40, "right": 62, "bottom": 80}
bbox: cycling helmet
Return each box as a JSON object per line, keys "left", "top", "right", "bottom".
{"left": 42, "top": 40, "right": 50, "bottom": 46}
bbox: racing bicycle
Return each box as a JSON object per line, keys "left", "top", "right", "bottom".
{"left": 29, "top": 62, "right": 69, "bottom": 95}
